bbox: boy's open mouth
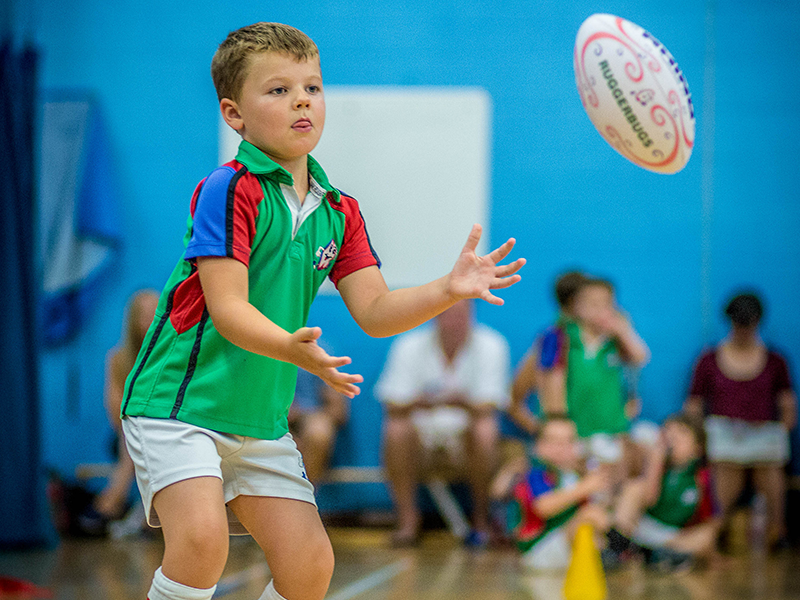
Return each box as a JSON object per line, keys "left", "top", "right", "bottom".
{"left": 292, "top": 118, "right": 312, "bottom": 132}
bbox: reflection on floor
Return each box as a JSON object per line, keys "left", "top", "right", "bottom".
{"left": 1, "top": 528, "right": 800, "bottom": 600}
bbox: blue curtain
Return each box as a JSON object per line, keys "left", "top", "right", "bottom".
{"left": 0, "top": 38, "right": 49, "bottom": 547}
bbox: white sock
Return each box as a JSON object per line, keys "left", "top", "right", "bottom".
{"left": 147, "top": 567, "right": 217, "bottom": 600}
{"left": 258, "top": 580, "right": 288, "bottom": 600}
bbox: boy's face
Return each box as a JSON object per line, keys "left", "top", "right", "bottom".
{"left": 574, "top": 284, "right": 615, "bottom": 332}
{"left": 664, "top": 421, "right": 699, "bottom": 466}
{"left": 223, "top": 52, "right": 325, "bottom": 164}
{"left": 536, "top": 420, "right": 580, "bottom": 470}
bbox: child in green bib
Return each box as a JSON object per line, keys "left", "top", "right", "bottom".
{"left": 565, "top": 278, "right": 649, "bottom": 462}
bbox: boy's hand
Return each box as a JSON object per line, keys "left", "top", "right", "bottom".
{"left": 287, "top": 327, "right": 363, "bottom": 398}
{"left": 624, "top": 397, "right": 641, "bottom": 421}
{"left": 446, "top": 224, "right": 526, "bottom": 306}
{"left": 582, "top": 466, "right": 613, "bottom": 495}
{"left": 598, "top": 309, "right": 630, "bottom": 337}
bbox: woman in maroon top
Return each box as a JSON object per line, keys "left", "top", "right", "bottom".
{"left": 685, "top": 293, "right": 796, "bottom": 548}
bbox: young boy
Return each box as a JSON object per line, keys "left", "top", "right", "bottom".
{"left": 120, "top": 23, "right": 525, "bottom": 600}
{"left": 508, "top": 415, "right": 611, "bottom": 570}
{"left": 561, "top": 278, "right": 649, "bottom": 463}
{"left": 605, "top": 414, "right": 718, "bottom": 571}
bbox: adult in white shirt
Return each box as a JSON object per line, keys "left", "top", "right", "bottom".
{"left": 375, "top": 300, "right": 510, "bottom": 546}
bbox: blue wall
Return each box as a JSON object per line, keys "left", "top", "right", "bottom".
{"left": 14, "top": 0, "right": 800, "bottom": 507}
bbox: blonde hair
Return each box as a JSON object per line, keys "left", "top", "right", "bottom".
{"left": 211, "top": 22, "right": 319, "bottom": 102}
{"left": 118, "top": 290, "right": 159, "bottom": 373}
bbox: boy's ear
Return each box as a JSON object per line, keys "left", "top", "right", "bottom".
{"left": 220, "top": 98, "right": 244, "bottom": 132}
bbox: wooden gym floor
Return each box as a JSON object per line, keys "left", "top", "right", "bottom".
{"left": 2, "top": 527, "right": 800, "bottom": 600}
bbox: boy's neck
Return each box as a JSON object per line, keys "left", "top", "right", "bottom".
{"left": 266, "top": 151, "right": 311, "bottom": 201}
{"left": 669, "top": 457, "right": 697, "bottom": 470}
{"left": 580, "top": 323, "right": 604, "bottom": 343}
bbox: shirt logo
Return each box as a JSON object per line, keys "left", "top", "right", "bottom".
{"left": 314, "top": 239, "right": 338, "bottom": 271}
{"left": 681, "top": 487, "right": 699, "bottom": 505}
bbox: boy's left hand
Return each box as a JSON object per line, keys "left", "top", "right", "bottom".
{"left": 446, "top": 224, "right": 526, "bottom": 305}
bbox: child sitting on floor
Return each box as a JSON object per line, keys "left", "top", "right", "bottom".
{"left": 508, "top": 414, "right": 611, "bottom": 570}
{"left": 604, "top": 414, "right": 719, "bottom": 572}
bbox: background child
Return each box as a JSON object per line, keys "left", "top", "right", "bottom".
{"left": 606, "top": 414, "right": 719, "bottom": 572}
{"left": 508, "top": 415, "right": 611, "bottom": 570}
{"left": 563, "top": 278, "right": 649, "bottom": 465}
{"left": 120, "top": 22, "right": 524, "bottom": 600}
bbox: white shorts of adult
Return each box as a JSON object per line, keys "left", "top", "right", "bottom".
{"left": 705, "top": 415, "right": 790, "bottom": 465}
{"left": 122, "top": 416, "right": 316, "bottom": 535}
{"left": 521, "top": 527, "right": 571, "bottom": 571}
{"left": 632, "top": 514, "right": 680, "bottom": 549}
{"left": 411, "top": 406, "right": 469, "bottom": 460}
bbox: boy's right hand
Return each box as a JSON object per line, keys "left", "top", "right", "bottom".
{"left": 287, "top": 327, "right": 364, "bottom": 398}
{"left": 582, "top": 466, "right": 612, "bottom": 495}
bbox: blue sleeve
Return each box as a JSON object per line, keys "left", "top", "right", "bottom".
{"left": 538, "top": 328, "right": 562, "bottom": 370}
{"left": 184, "top": 166, "right": 237, "bottom": 260}
{"left": 526, "top": 467, "right": 552, "bottom": 497}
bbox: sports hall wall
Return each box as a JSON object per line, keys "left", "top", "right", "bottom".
{"left": 12, "top": 0, "right": 800, "bottom": 510}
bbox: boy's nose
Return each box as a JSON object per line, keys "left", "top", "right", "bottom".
{"left": 295, "top": 94, "right": 310, "bottom": 109}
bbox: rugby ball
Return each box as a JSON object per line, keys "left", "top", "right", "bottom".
{"left": 574, "top": 14, "right": 695, "bottom": 174}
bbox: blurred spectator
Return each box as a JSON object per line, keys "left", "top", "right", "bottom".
{"left": 605, "top": 414, "right": 719, "bottom": 572}
{"left": 559, "top": 278, "right": 649, "bottom": 465}
{"left": 79, "top": 289, "right": 159, "bottom": 535}
{"left": 375, "top": 300, "right": 510, "bottom": 547}
{"left": 508, "top": 415, "right": 611, "bottom": 570}
{"left": 685, "top": 292, "right": 797, "bottom": 549}
{"left": 289, "top": 368, "right": 349, "bottom": 484}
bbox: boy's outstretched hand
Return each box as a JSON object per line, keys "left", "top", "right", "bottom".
{"left": 288, "top": 327, "right": 364, "bottom": 398}
{"left": 446, "top": 224, "right": 526, "bottom": 305}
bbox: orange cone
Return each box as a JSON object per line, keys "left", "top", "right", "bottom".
{"left": 563, "top": 523, "right": 607, "bottom": 600}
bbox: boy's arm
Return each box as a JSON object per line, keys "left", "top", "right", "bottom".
{"left": 197, "top": 256, "right": 363, "bottom": 397}
{"left": 607, "top": 313, "right": 650, "bottom": 366}
{"left": 337, "top": 224, "right": 525, "bottom": 338}
{"left": 534, "top": 468, "right": 609, "bottom": 519}
{"left": 641, "top": 436, "right": 668, "bottom": 507}
{"left": 535, "top": 365, "right": 567, "bottom": 415}
{"left": 508, "top": 350, "right": 540, "bottom": 435}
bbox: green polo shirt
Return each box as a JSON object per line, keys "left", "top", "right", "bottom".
{"left": 121, "top": 141, "right": 379, "bottom": 439}
{"left": 564, "top": 321, "right": 628, "bottom": 438}
{"left": 647, "top": 461, "right": 713, "bottom": 528}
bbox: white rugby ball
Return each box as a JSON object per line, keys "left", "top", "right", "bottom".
{"left": 574, "top": 14, "right": 695, "bottom": 174}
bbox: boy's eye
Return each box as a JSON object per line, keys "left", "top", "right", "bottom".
{"left": 307, "top": 85, "right": 321, "bottom": 94}
{"left": 270, "top": 87, "right": 287, "bottom": 95}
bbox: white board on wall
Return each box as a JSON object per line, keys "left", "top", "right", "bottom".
{"left": 219, "top": 86, "right": 492, "bottom": 293}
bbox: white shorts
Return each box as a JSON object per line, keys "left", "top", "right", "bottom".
{"left": 632, "top": 514, "right": 680, "bottom": 549}
{"left": 411, "top": 407, "right": 469, "bottom": 452}
{"left": 122, "top": 416, "right": 316, "bottom": 535}
{"left": 705, "top": 416, "right": 790, "bottom": 465}
{"left": 582, "top": 433, "right": 624, "bottom": 464}
{"left": 521, "top": 527, "right": 571, "bottom": 570}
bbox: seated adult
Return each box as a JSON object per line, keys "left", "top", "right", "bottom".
{"left": 684, "top": 292, "right": 797, "bottom": 549}
{"left": 79, "top": 290, "right": 159, "bottom": 534}
{"left": 288, "top": 368, "right": 349, "bottom": 484}
{"left": 375, "top": 300, "right": 510, "bottom": 547}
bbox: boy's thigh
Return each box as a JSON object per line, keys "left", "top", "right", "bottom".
{"left": 122, "top": 416, "right": 227, "bottom": 529}
{"left": 228, "top": 496, "right": 332, "bottom": 575}
{"left": 153, "top": 476, "right": 229, "bottom": 537}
